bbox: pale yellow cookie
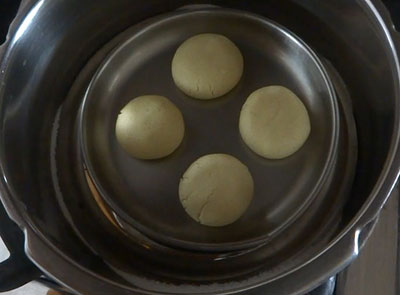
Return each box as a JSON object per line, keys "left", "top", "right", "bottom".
{"left": 115, "top": 95, "right": 184, "bottom": 159}
{"left": 179, "top": 154, "right": 254, "bottom": 227}
{"left": 239, "top": 86, "right": 311, "bottom": 159}
{"left": 172, "top": 33, "right": 243, "bottom": 99}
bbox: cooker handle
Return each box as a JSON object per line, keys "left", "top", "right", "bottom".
{"left": 0, "top": 199, "right": 42, "bottom": 291}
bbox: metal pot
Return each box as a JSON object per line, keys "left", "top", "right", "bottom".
{"left": 0, "top": 0, "right": 399, "bottom": 294}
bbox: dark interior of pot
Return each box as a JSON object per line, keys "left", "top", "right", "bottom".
{"left": 0, "top": 0, "right": 398, "bottom": 292}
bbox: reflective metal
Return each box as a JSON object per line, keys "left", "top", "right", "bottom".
{"left": 80, "top": 8, "right": 339, "bottom": 252}
{"left": 0, "top": 0, "right": 399, "bottom": 294}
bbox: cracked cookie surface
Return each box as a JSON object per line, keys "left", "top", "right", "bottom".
{"left": 179, "top": 154, "right": 254, "bottom": 227}
{"left": 239, "top": 86, "right": 311, "bottom": 159}
{"left": 115, "top": 95, "right": 185, "bottom": 159}
{"left": 172, "top": 33, "right": 243, "bottom": 100}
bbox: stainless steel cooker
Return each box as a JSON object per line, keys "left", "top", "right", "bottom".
{"left": 0, "top": 1, "right": 399, "bottom": 294}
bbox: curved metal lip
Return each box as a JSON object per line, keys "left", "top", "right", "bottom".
{"left": 234, "top": 0, "right": 400, "bottom": 291}
{"left": 245, "top": 0, "right": 400, "bottom": 290}
{"left": 78, "top": 7, "right": 340, "bottom": 252}
{"left": 0, "top": 0, "right": 398, "bottom": 294}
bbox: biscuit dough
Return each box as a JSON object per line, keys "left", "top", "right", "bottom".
{"left": 239, "top": 86, "right": 311, "bottom": 159}
{"left": 115, "top": 95, "right": 185, "bottom": 160}
{"left": 179, "top": 154, "right": 254, "bottom": 227}
{"left": 172, "top": 33, "right": 244, "bottom": 99}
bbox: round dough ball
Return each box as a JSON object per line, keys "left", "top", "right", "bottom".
{"left": 172, "top": 33, "right": 244, "bottom": 100}
{"left": 115, "top": 95, "right": 185, "bottom": 160}
{"left": 239, "top": 86, "right": 311, "bottom": 159}
{"left": 179, "top": 154, "right": 254, "bottom": 227}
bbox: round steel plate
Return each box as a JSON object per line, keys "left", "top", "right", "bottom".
{"left": 79, "top": 8, "right": 339, "bottom": 251}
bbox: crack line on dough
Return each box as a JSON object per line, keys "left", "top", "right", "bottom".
{"left": 198, "top": 190, "right": 215, "bottom": 223}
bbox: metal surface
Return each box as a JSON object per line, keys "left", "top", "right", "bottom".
{"left": 0, "top": 0, "right": 399, "bottom": 294}
{"left": 47, "top": 22, "right": 355, "bottom": 293}
{"left": 80, "top": 8, "right": 339, "bottom": 251}
{"left": 0, "top": 187, "right": 41, "bottom": 291}
{"left": 335, "top": 187, "right": 399, "bottom": 295}
{"left": 308, "top": 277, "right": 336, "bottom": 295}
